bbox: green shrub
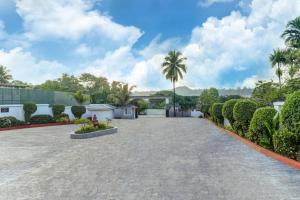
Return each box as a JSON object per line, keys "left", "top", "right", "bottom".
{"left": 0, "top": 118, "right": 11, "bottom": 128}
{"left": 2, "top": 116, "right": 20, "bottom": 126}
{"left": 273, "top": 128, "right": 299, "bottom": 160}
{"left": 52, "top": 104, "right": 65, "bottom": 117}
{"left": 280, "top": 91, "right": 300, "bottom": 137}
{"left": 211, "top": 103, "right": 224, "bottom": 125}
{"left": 30, "top": 115, "right": 54, "bottom": 124}
{"left": 248, "top": 107, "right": 277, "bottom": 149}
{"left": 60, "top": 113, "right": 69, "bottom": 119}
{"left": 200, "top": 104, "right": 210, "bottom": 117}
{"left": 75, "top": 124, "right": 96, "bottom": 134}
{"left": 23, "top": 102, "right": 37, "bottom": 122}
{"left": 233, "top": 99, "right": 257, "bottom": 135}
{"left": 222, "top": 99, "right": 239, "bottom": 126}
{"left": 71, "top": 106, "right": 86, "bottom": 119}
{"left": 72, "top": 118, "right": 90, "bottom": 124}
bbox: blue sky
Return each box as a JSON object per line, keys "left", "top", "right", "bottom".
{"left": 0, "top": 0, "right": 299, "bottom": 90}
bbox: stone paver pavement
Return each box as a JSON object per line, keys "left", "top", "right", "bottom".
{"left": 0, "top": 117, "right": 300, "bottom": 200}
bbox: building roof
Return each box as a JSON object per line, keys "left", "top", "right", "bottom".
{"left": 86, "top": 104, "right": 116, "bottom": 111}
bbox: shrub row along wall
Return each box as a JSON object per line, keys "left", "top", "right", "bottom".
{"left": 0, "top": 88, "right": 81, "bottom": 105}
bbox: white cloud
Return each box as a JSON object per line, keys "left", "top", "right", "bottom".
{"left": 198, "top": 0, "right": 235, "bottom": 7}
{"left": 16, "top": 0, "right": 143, "bottom": 46}
{"left": 0, "top": 47, "right": 68, "bottom": 84}
{"left": 74, "top": 44, "right": 91, "bottom": 57}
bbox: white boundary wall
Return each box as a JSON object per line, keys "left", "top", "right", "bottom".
{"left": 0, "top": 104, "right": 114, "bottom": 121}
{"left": 145, "top": 109, "right": 165, "bottom": 116}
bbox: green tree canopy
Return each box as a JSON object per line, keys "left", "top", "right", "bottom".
{"left": 0, "top": 65, "right": 12, "bottom": 84}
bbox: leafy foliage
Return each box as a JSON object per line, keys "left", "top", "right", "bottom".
{"left": 71, "top": 106, "right": 86, "bottom": 119}
{"left": 233, "top": 99, "right": 257, "bottom": 135}
{"left": 23, "top": 102, "right": 37, "bottom": 122}
{"left": 109, "top": 82, "right": 135, "bottom": 106}
{"left": 273, "top": 128, "right": 299, "bottom": 160}
{"left": 280, "top": 91, "right": 300, "bottom": 136}
{"left": 73, "top": 91, "right": 89, "bottom": 105}
{"left": 248, "top": 107, "right": 277, "bottom": 149}
{"left": 199, "top": 88, "right": 219, "bottom": 117}
{"left": 282, "top": 16, "right": 300, "bottom": 48}
{"left": 222, "top": 99, "right": 239, "bottom": 126}
{"left": 52, "top": 104, "right": 65, "bottom": 118}
{"left": 252, "top": 81, "right": 281, "bottom": 104}
{"left": 0, "top": 118, "right": 11, "bottom": 128}
{"left": 0, "top": 65, "right": 12, "bottom": 84}
{"left": 211, "top": 103, "right": 224, "bottom": 125}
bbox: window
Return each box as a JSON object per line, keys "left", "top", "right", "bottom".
{"left": 124, "top": 108, "right": 132, "bottom": 115}
{"left": 1, "top": 107, "right": 9, "bottom": 113}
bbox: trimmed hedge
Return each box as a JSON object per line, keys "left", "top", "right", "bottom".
{"left": 233, "top": 99, "right": 257, "bottom": 135}
{"left": 23, "top": 102, "right": 37, "bottom": 122}
{"left": 280, "top": 91, "right": 300, "bottom": 137}
{"left": 273, "top": 128, "right": 299, "bottom": 160}
{"left": 30, "top": 115, "right": 54, "bottom": 124}
{"left": 211, "top": 103, "right": 224, "bottom": 124}
{"left": 52, "top": 104, "right": 65, "bottom": 117}
{"left": 71, "top": 106, "right": 86, "bottom": 119}
{"left": 248, "top": 107, "right": 277, "bottom": 149}
{"left": 222, "top": 99, "right": 238, "bottom": 126}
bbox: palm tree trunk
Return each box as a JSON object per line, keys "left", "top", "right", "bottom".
{"left": 278, "top": 64, "right": 282, "bottom": 89}
{"left": 173, "top": 81, "right": 176, "bottom": 117}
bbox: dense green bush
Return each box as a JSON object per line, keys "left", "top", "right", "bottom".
{"left": 233, "top": 99, "right": 257, "bottom": 135}
{"left": 211, "top": 103, "right": 224, "bottom": 125}
{"left": 2, "top": 116, "right": 21, "bottom": 126}
{"left": 59, "top": 113, "right": 69, "bottom": 119}
{"left": 273, "top": 128, "right": 299, "bottom": 160}
{"left": 222, "top": 99, "right": 239, "bottom": 126}
{"left": 30, "top": 115, "right": 54, "bottom": 124}
{"left": 71, "top": 106, "right": 86, "bottom": 119}
{"left": 0, "top": 118, "right": 11, "bottom": 128}
{"left": 248, "top": 107, "right": 277, "bottom": 149}
{"left": 52, "top": 104, "right": 65, "bottom": 117}
{"left": 23, "top": 102, "right": 37, "bottom": 122}
{"left": 280, "top": 91, "right": 300, "bottom": 137}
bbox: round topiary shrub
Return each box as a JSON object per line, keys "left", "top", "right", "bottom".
{"left": 211, "top": 103, "right": 224, "bottom": 125}
{"left": 0, "top": 118, "right": 11, "bottom": 128}
{"left": 222, "top": 99, "right": 239, "bottom": 126}
{"left": 248, "top": 107, "right": 277, "bottom": 147}
{"left": 280, "top": 91, "right": 300, "bottom": 137}
{"left": 71, "top": 106, "right": 86, "bottom": 119}
{"left": 52, "top": 104, "right": 65, "bottom": 118}
{"left": 23, "top": 102, "right": 37, "bottom": 122}
{"left": 273, "top": 128, "right": 298, "bottom": 160}
{"left": 2, "top": 116, "right": 21, "bottom": 127}
{"left": 233, "top": 99, "right": 257, "bottom": 135}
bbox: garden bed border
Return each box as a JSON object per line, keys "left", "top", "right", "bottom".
{"left": 206, "top": 119, "right": 300, "bottom": 170}
{"left": 70, "top": 127, "right": 118, "bottom": 139}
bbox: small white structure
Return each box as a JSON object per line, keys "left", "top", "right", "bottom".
{"left": 273, "top": 101, "right": 285, "bottom": 113}
{"left": 86, "top": 104, "right": 115, "bottom": 121}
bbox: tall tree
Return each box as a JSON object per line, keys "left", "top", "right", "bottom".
{"left": 270, "top": 49, "right": 286, "bottom": 88}
{"left": 0, "top": 65, "right": 12, "bottom": 84}
{"left": 161, "top": 50, "right": 187, "bottom": 117}
{"left": 109, "top": 82, "right": 136, "bottom": 106}
{"left": 282, "top": 16, "right": 300, "bottom": 48}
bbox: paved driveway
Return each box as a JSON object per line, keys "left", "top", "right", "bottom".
{"left": 0, "top": 117, "right": 300, "bottom": 200}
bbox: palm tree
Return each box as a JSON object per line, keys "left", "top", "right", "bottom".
{"left": 282, "top": 16, "right": 300, "bottom": 48}
{"left": 0, "top": 65, "right": 12, "bottom": 84}
{"left": 109, "top": 82, "right": 136, "bottom": 106}
{"left": 270, "top": 49, "right": 286, "bottom": 89}
{"left": 162, "top": 50, "right": 187, "bottom": 117}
